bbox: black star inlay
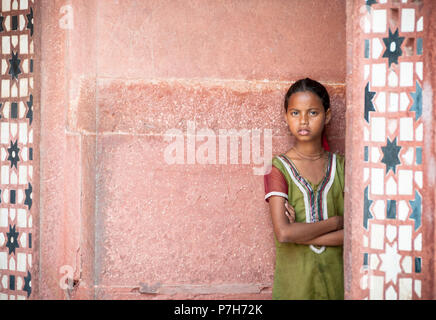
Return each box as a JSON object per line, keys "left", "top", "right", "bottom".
{"left": 363, "top": 186, "right": 373, "bottom": 230}
{"left": 27, "top": 7, "right": 33, "bottom": 36}
{"left": 382, "top": 29, "right": 405, "bottom": 67}
{"left": 26, "top": 94, "right": 33, "bottom": 125}
{"left": 381, "top": 137, "right": 402, "bottom": 174}
{"left": 6, "top": 224, "right": 19, "bottom": 255}
{"left": 7, "top": 140, "right": 20, "bottom": 169}
{"left": 24, "top": 183, "right": 32, "bottom": 210}
{"left": 0, "top": 16, "right": 4, "bottom": 32}
{"left": 23, "top": 271, "right": 31, "bottom": 297}
{"left": 9, "top": 51, "right": 21, "bottom": 80}
{"left": 364, "top": 82, "right": 376, "bottom": 123}
{"left": 366, "top": 0, "right": 377, "bottom": 12}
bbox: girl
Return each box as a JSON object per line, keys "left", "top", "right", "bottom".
{"left": 264, "top": 78, "right": 345, "bottom": 300}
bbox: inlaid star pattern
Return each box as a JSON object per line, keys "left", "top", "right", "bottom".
{"left": 381, "top": 138, "right": 402, "bottom": 174}
{"left": 23, "top": 271, "right": 31, "bottom": 297}
{"left": 409, "top": 191, "right": 422, "bottom": 231}
{"left": 7, "top": 139, "right": 20, "bottom": 169}
{"left": 382, "top": 29, "right": 405, "bottom": 67}
{"left": 6, "top": 224, "right": 20, "bottom": 255}
{"left": 9, "top": 51, "right": 21, "bottom": 80}
{"left": 27, "top": 7, "right": 33, "bottom": 36}
{"left": 366, "top": 0, "right": 377, "bottom": 12}
{"left": 24, "top": 183, "right": 32, "bottom": 210}
{"left": 410, "top": 82, "right": 422, "bottom": 120}
{"left": 379, "top": 242, "right": 402, "bottom": 285}
{"left": 364, "top": 82, "right": 376, "bottom": 123}
{"left": 363, "top": 186, "right": 373, "bottom": 230}
{"left": 26, "top": 94, "right": 33, "bottom": 125}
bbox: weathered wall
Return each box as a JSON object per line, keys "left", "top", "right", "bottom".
{"left": 35, "top": 0, "right": 346, "bottom": 299}
{"left": 344, "top": 0, "right": 435, "bottom": 300}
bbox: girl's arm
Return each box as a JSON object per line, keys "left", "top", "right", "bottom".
{"left": 295, "top": 229, "right": 344, "bottom": 246}
{"left": 268, "top": 196, "right": 343, "bottom": 243}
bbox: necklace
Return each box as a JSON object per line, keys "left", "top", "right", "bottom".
{"left": 291, "top": 147, "right": 326, "bottom": 161}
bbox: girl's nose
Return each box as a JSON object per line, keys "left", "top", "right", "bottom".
{"left": 300, "top": 114, "right": 308, "bottom": 124}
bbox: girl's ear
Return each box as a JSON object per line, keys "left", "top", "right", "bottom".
{"left": 325, "top": 108, "right": 332, "bottom": 126}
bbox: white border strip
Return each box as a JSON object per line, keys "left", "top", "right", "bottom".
{"left": 265, "top": 191, "right": 288, "bottom": 201}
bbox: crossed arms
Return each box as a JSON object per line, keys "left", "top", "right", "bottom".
{"left": 268, "top": 195, "right": 344, "bottom": 246}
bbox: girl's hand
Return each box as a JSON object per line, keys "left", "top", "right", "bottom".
{"left": 284, "top": 202, "right": 296, "bottom": 223}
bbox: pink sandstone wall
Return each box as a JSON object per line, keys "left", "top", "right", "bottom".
{"left": 35, "top": 0, "right": 346, "bottom": 300}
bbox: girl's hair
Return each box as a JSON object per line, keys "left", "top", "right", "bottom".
{"left": 284, "top": 78, "right": 330, "bottom": 113}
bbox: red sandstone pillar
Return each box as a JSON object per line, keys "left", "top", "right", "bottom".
{"left": 345, "top": 0, "right": 435, "bottom": 300}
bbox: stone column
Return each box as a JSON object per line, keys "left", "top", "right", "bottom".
{"left": 345, "top": 0, "right": 435, "bottom": 300}
{"left": 0, "top": 0, "right": 37, "bottom": 300}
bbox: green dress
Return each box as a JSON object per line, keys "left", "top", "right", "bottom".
{"left": 271, "top": 152, "right": 345, "bottom": 300}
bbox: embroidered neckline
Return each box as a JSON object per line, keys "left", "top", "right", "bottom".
{"left": 281, "top": 152, "right": 332, "bottom": 189}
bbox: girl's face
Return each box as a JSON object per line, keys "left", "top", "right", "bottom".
{"left": 284, "top": 91, "right": 331, "bottom": 143}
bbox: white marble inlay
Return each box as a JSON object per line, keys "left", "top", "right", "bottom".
{"left": 386, "top": 225, "right": 397, "bottom": 243}
{"left": 387, "top": 119, "right": 397, "bottom": 136}
{"left": 400, "top": 62, "right": 414, "bottom": 87}
{"left": 385, "top": 285, "right": 397, "bottom": 300}
{"left": 415, "top": 171, "right": 423, "bottom": 188}
{"left": 371, "top": 168, "right": 385, "bottom": 195}
{"left": 17, "top": 252, "right": 26, "bottom": 272}
{"left": 398, "top": 170, "right": 413, "bottom": 195}
{"left": 371, "top": 117, "right": 386, "bottom": 142}
{"left": 415, "top": 123, "right": 423, "bottom": 141}
{"left": 370, "top": 223, "right": 385, "bottom": 250}
{"left": 371, "top": 146, "right": 380, "bottom": 163}
{"left": 402, "top": 147, "right": 414, "bottom": 165}
{"left": 0, "top": 252, "right": 7, "bottom": 270}
{"left": 414, "top": 233, "right": 422, "bottom": 251}
{"left": 400, "top": 92, "right": 410, "bottom": 111}
{"left": 401, "top": 9, "right": 415, "bottom": 33}
{"left": 364, "top": 167, "right": 369, "bottom": 182}
{"left": 389, "top": 93, "right": 399, "bottom": 112}
{"left": 2, "top": 36, "right": 10, "bottom": 54}
{"left": 399, "top": 117, "right": 413, "bottom": 141}
{"left": 398, "top": 225, "right": 412, "bottom": 251}
{"left": 372, "top": 64, "right": 387, "bottom": 87}
{"left": 372, "top": 200, "right": 385, "bottom": 220}
{"left": 417, "top": 16, "right": 423, "bottom": 32}
{"left": 0, "top": 208, "right": 7, "bottom": 227}
{"left": 370, "top": 254, "right": 380, "bottom": 270}
{"left": 372, "top": 38, "right": 384, "bottom": 59}
{"left": 369, "top": 275, "right": 384, "bottom": 300}
{"left": 388, "top": 70, "right": 398, "bottom": 87}
{"left": 416, "top": 62, "right": 423, "bottom": 81}
{"left": 379, "top": 242, "right": 402, "bottom": 285}
{"left": 364, "top": 64, "right": 370, "bottom": 80}
{"left": 415, "top": 280, "right": 422, "bottom": 298}
{"left": 386, "top": 176, "right": 397, "bottom": 195}
{"left": 372, "top": 10, "right": 387, "bottom": 33}
{"left": 17, "top": 208, "right": 26, "bottom": 228}
{"left": 401, "top": 256, "right": 412, "bottom": 273}
{"left": 1, "top": 165, "right": 9, "bottom": 185}
{"left": 375, "top": 92, "right": 386, "bottom": 112}
{"left": 399, "top": 278, "right": 413, "bottom": 300}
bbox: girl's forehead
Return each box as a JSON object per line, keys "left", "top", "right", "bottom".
{"left": 288, "top": 91, "right": 323, "bottom": 108}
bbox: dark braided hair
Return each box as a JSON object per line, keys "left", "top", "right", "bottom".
{"left": 284, "top": 78, "right": 330, "bottom": 113}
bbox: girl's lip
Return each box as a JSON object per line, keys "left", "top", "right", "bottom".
{"left": 298, "top": 129, "right": 310, "bottom": 135}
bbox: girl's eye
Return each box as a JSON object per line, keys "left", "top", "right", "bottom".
{"left": 310, "top": 111, "right": 318, "bottom": 116}
{"left": 291, "top": 111, "right": 299, "bottom": 116}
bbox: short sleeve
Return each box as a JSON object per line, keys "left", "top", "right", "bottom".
{"left": 336, "top": 154, "right": 345, "bottom": 193}
{"left": 264, "top": 166, "right": 288, "bottom": 202}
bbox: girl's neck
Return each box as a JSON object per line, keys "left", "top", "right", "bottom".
{"left": 292, "top": 141, "right": 324, "bottom": 157}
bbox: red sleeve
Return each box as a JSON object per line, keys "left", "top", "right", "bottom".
{"left": 264, "top": 166, "right": 288, "bottom": 203}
